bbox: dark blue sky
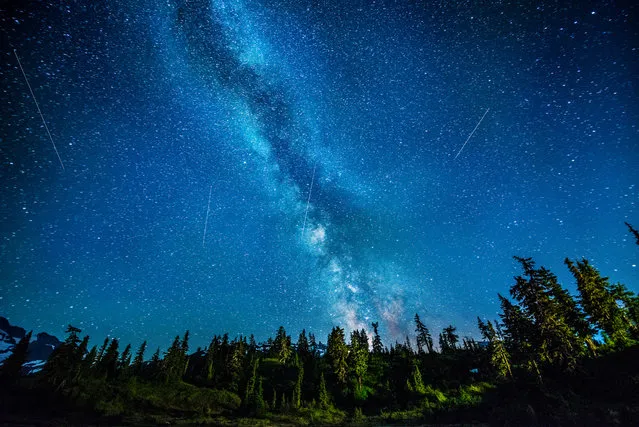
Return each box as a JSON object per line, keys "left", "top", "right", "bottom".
{"left": 1, "top": 0, "right": 638, "bottom": 351}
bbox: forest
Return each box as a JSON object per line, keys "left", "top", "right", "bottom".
{"left": 1, "top": 222, "right": 639, "bottom": 426}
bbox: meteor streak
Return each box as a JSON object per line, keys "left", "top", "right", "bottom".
{"left": 454, "top": 108, "right": 490, "bottom": 160}
{"left": 14, "top": 49, "right": 65, "bottom": 170}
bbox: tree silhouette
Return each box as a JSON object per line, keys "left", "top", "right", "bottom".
{"left": 0, "top": 331, "right": 32, "bottom": 384}
{"left": 132, "top": 341, "right": 147, "bottom": 375}
{"left": 415, "top": 314, "right": 434, "bottom": 354}
{"left": 371, "top": 322, "right": 384, "bottom": 354}
{"left": 625, "top": 222, "right": 639, "bottom": 245}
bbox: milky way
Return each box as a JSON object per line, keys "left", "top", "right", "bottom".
{"left": 1, "top": 0, "right": 638, "bottom": 350}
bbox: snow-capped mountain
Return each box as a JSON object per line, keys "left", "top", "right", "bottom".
{"left": 0, "top": 316, "right": 61, "bottom": 374}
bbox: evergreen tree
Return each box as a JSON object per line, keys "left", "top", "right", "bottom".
{"left": 0, "top": 331, "right": 32, "bottom": 383}
{"left": 72, "top": 335, "right": 90, "bottom": 381}
{"left": 77, "top": 335, "right": 89, "bottom": 357}
{"left": 439, "top": 325, "right": 458, "bottom": 353}
{"left": 120, "top": 344, "right": 132, "bottom": 368}
{"left": 326, "top": 326, "right": 349, "bottom": 384}
{"left": 272, "top": 326, "right": 292, "bottom": 364}
{"left": 297, "top": 329, "right": 310, "bottom": 362}
{"left": 162, "top": 335, "right": 183, "bottom": 382}
{"left": 610, "top": 283, "right": 639, "bottom": 339}
{"left": 404, "top": 335, "right": 414, "bottom": 355}
{"left": 502, "top": 257, "right": 584, "bottom": 372}
{"left": 99, "top": 338, "right": 120, "bottom": 379}
{"left": 227, "top": 340, "right": 244, "bottom": 392}
{"left": 566, "top": 258, "right": 631, "bottom": 348}
{"left": 309, "top": 333, "right": 317, "bottom": 357}
{"left": 414, "top": 314, "right": 434, "bottom": 354}
{"left": 132, "top": 340, "right": 147, "bottom": 374}
{"left": 371, "top": 322, "right": 384, "bottom": 354}
{"left": 462, "top": 337, "right": 479, "bottom": 351}
{"left": 96, "top": 337, "right": 109, "bottom": 363}
{"left": 180, "top": 330, "right": 190, "bottom": 376}
{"left": 477, "top": 317, "right": 513, "bottom": 379}
{"left": 349, "top": 329, "right": 369, "bottom": 391}
{"left": 248, "top": 334, "right": 257, "bottom": 356}
{"left": 499, "top": 293, "right": 538, "bottom": 377}
{"left": 42, "top": 325, "right": 84, "bottom": 389}
{"left": 626, "top": 222, "right": 639, "bottom": 245}
{"left": 80, "top": 345, "right": 97, "bottom": 378}
{"left": 406, "top": 362, "right": 426, "bottom": 394}
{"left": 318, "top": 372, "right": 330, "bottom": 409}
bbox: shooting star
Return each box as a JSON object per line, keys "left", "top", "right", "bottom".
{"left": 14, "top": 49, "right": 65, "bottom": 170}
{"left": 454, "top": 108, "right": 490, "bottom": 160}
{"left": 202, "top": 184, "right": 213, "bottom": 247}
{"left": 300, "top": 163, "right": 316, "bottom": 237}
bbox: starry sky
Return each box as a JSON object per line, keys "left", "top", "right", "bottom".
{"left": 1, "top": 0, "right": 638, "bottom": 351}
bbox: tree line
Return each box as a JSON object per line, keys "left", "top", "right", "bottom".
{"left": 1, "top": 222, "right": 638, "bottom": 423}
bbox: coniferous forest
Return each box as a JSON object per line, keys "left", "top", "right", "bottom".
{"left": 1, "top": 224, "right": 639, "bottom": 426}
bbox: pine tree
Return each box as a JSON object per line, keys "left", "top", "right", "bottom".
{"left": 502, "top": 257, "right": 584, "bottom": 372}
{"left": 610, "top": 283, "right": 639, "bottom": 339}
{"left": 439, "top": 325, "right": 458, "bottom": 353}
{"left": 96, "top": 337, "right": 109, "bottom": 363}
{"left": 349, "top": 329, "right": 369, "bottom": 391}
{"left": 120, "top": 344, "right": 132, "bottom": 368}
{"left": 227, "top": 341, "right": 244, "bottom": 392}
{"left": 371, "top": 322, "right": 384, "bottom": 354}
{"left": 272, "top": 326, "right": 292, "bottom": 364}
{"left": 407, "top": 362, "right": 426, "bottom": 394}
{"left": 42, "top": 325, "right": 84, "bottom": 389}
{"left": 248, "top": 334, "right": 257, "bottom": 356}
{"left": 0, "top": 331, "right": 32, "bottom": 383}
{"left": 100, "top": 338, "right": 120, "bottom": 379}
{"left": 65, "top": 325, "right": 82, "bottom": 346}
{"left": 404, "top": 335, "right": 414, "bottom": 355}
{"left": 318, "top": 372, "right": 330, "bottom": 409}
{"left": 297, "top": 329, "right": 310, "bottom": 362}
{"left": 81, "top": 345, "right": 97, "bottom": 378}
{"left": 133, "top": 341, "right": 147, "bottom": 374}
{"left": 72, "top": 335, "right": 90, "bottom": 381}
{"left": 462, "top": 337, "right": 479, "bottom": 351}
{"left": 368, "top": 322, "right": 388, "bottom": 389}
{"left": 477, "top": 317, "right": 513, "bottom": 379}
{"left": 626, "top": 222, "right": 639, "bottom": 245}
{"left": 499, "top": 293, "right": 537, "bottom": 373}
{"left": 414, "top": 314, "right": 433, "bottom": 354}
{"left": 327, "top": 326, "right": 348, "bottom": 384}
{"left": 566, "top": 258, "right": 630, "bottom": 348}
{"left": 309, "top": 333, "right": 317, "bottom": 357}
{"left": 162, "top": 335, "right": 182, "bottom": 382}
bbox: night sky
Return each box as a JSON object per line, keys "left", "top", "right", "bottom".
{"left": 1, "top": 0, "right": 638, "bottom": 351}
